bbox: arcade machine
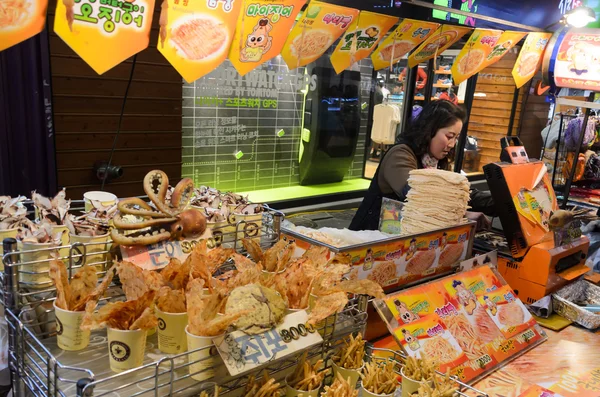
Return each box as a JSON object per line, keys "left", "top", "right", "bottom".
{"left": 480, "top": 138, "right": 589, "bottom": 304}
{"left": 299, "top": 65, "right": 361, "bottom": 185}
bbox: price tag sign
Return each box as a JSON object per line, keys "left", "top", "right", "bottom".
{"left": 120, "top": 229, "right": 214, "bottom": 270}
{"left": 213, "top": 310, "right": 323, "bottom": 376}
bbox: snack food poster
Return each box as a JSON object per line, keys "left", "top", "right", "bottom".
{"left": 281, "top": 1, "right": 358, "bottom": 70}
{"left": 451, "top": 29, "right": 503, "bottom": 85}
{"left": 158, "top": 0, "right": 243, "bottom": 83}
{"left": 478, "top": 31, "right": 528, "bottom": 70}
{"left": 512, "top": 32, "right": 552, "bottom": 88}
{"left": 54, "top": 0, "right": 154, "bottom": 74}
{"left": 228, "top": 0, "right": 305, "bottom": 76}
{"left": 553, "top": 29, "right": 600, "bottom": 90}
{"left": 408, "top": 25, "right": 472, "bottom": 68}
{"left": 371, "top": 19, "right": 440, "bottom": 71}
{"left": 329, "top": 11, "right": 398, "bottom": 74}
{"left": 374, "top": 265, "right": 546, "bottom": 383}
{"left": 0, "top": 0, "right": 48, "bottom": 52}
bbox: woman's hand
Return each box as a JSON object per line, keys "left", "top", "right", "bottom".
{"left": 466, "top": 211, "right": 491, "bottom": 232}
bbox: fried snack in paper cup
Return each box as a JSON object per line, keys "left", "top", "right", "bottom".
{"left": 155, "top": 307, "right": 188, "bottom": 354}
{"left": 53, "top": 301, "right": 90, "bottom": 351}
{"left": 20, "top": 241, "right": 55, "bottom": 289}
{"left": 332, "top": 361, "right": 363, "bottom": 388}
{"left": 185, "top": 326, "right": 222, "bottom": 381}
{"left": 107, "top": 327, "right": 147, "bottom": 373}
{"left": 400, "top": 367, "right": 430, "bottom": 397}
{"left": 83, "top": 191, "right": 117, "bottom": 212}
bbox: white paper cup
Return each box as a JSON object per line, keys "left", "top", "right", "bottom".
{"left": 0, "top": 228, "right": 18, "bottom": 271}
{"left": 401, "top": 367, "right": 430, "bottom": 397}
{"left": 155, "top": 307, "right": 188, "bottom": 354}
{"left": 285, "top": 373, "right": 321, "bottom": 397}
{"left": 19, "top": 241, "right": 55, "bottom": 289}
{"left": 107, "top": 328, "right": 147, "bottom": 373}
{"left": 53, "top": 301, "right": 90, "bottom": 351}
{"left": 186, "top": 326, "right": 222, "bottom": 381}
{"left": 360, "top": 383, "right": 396, "bottom": 397}
{"left": 69, "top": 233, "right": 110, "bottom": 271}
{"left": 332, "top": 361, "right": 364, "bottom": 388}
{"left": 84, "top": 191, "right": 117, "bottom": 212}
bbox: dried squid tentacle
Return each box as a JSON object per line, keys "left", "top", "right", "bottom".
{"left": 112, "top": 214, "right": 176, "bottom": 230}
{"left": 118, "top": 198, "right": 171, "bottom": 218}
{"left": 170, "top": 178, "right": 194, "bottom": 213}
{"left": 143, "top": 170, "right": 172, "bottom": 215}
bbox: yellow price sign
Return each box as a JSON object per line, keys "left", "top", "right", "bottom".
{"left": 512, "top": 32, "right": 552, "bottom": 88}
{"left": 54, "top": 0, "right": 155, "bottom": 74}
{"left": 158, "top": 0, "right": 243, "bottom": 83}
{"left": 451, "top": 29, "right": 502, "bottom": 85}
{"left": 228, "top": 0, "right": 305, "bottom": 76}
{"left": 0, "top": 0, "right": 48, "bottom": 52}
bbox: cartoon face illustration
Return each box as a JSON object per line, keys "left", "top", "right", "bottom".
{"left": 240, "top": 19, "right": 273, "bottom": 62}
{"left": 366, "top": 249, "right": 373, "bottom": 262}
{"left": 440, "top": 233, "right": 448, "bottom": 249}
{"left": 394, "top": 299, "right": 420, "bottom": 324}
{"left": 401, "top": 328, "right": 420, "bottom": 351}
{"left": 365, "top": 26, "right": 379, "bottom": 38}
{"left": 452, "top": 280, "right": 477, "bottom": 315}
{"left": 483, "top": 296, "right": 498, "bottom": 316}
{"left": 472, "top": 259, "right": 479, "bottom": 268}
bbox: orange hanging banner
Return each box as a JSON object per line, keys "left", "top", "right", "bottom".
{"left": 54, "top": 0, "right": 155, "bottom": 74}
{"left": 451, "top": 29, "right": 503, "bottom": 85}
{"left": 228, "top": 0, "right": 305, "bottom": 76}
{"left": 479, "top": 30, "right": 527, "bottom": 70}
{"left": 329, "top": 11, "right": 398, "bottom": 74}
{"left": 512, "top": 32, "right": 552, "bottom": 88}
{"left": 0, "top": 0, "right": 48, "bottom": 52}
{"left": 370, "top": 19, "right": 439, "bottom": 71}
{"left": 280, "top": 1, "right": 359, "bottom": 70}
{"left": 408, "top": 25, "right": 472, "bottom": 68}
{"left": 158, "top": 0, "right": 243, "bottom": 83}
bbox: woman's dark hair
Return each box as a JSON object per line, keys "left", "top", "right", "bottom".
{"left": 396, "top": 100, "right": 466, "bottom": 168}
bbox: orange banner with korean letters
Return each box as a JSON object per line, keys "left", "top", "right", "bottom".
{"left": 54, "top": 0, "right": 154, "bottom": 74}
{"left": 408, "top": 25, "right": 472, "bottom": 68}
{"left": 451, "top": 29, "right": 503, "bottom": 85}
{"left": 1, "top": 0, "right": 48, "bottom": 52}
{"left": 329, "top": 11, "right": 398, "bottom": 74}
{"left": 371, "top": 19, "right": 439, "bottom": 71}
{"left": 281, "top": 1, "right": 358, "bottom": 70}
{"left": 479, "top": 30, "right": 527, "bottom": 70}
{"left": 158, "top": 0, "right": 243, "bottom": 83}
{"left": 229, "top": 0, "right": 305, "bottom": 76}
{"left": 512, "top": 32, "right": 552, "bottom": 88}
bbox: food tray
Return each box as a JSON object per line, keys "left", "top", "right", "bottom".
{"left": 552, "top": 279, "right": 600, "bottom": 330}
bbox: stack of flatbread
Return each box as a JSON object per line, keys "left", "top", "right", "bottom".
{"left": 401, "top": 169, "right": 470, "bottom": 234}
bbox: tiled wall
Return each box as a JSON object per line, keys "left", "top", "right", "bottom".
{"left": 181, "top": 53, "right": 373, "bottom": 192}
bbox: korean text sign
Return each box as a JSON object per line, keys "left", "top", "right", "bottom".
{"left": 54, "top": 0, "right": 155, "bottom": 74}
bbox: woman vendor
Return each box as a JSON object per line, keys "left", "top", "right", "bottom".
{"left": 350, "top": 100, "right": 495, "bottom": 231}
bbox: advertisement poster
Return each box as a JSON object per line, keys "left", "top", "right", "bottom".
{"left": 329, "top": 11, "right": 398, "bottom": 74}
{"left": 408, "top": 25, "right": 472, "bottom": 68}
{"left": 0, "top": 0, "right": 48, "bottom": 52}
{"left": 512, "top": 32, "right": 552, "bottom": 88}
{"left": 54, "top": 0, "right": 154, "bottom": 74}
{"left": 374, "top": 266, "right": 546, "bottom": 383}
{"left": 478, "top": 30, "right": 528, "bottom": 70}
{"left": 281, "top": 1, "right": 359, "bottom": 70}
{"left": 451, "top": 29, "right": 503, "bottom": 85}
{"left": 228, "top": 0, "right": 305, "bottom": 76}
{"left": 553, "top": 29, "right": 600, "bottom": 90}
{"left": 512, "top": 177, "right": 556, "bottom": 232}
{"left": 379, "top": 197, "right": 402, "bottom": 235}
{"left": 157, "top": 0, "right": 243, "bottom": 83}
{"left": 371, "top": 19, "right": 440, "bottom": 70}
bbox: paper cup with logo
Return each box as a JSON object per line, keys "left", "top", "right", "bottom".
{"left": 332, "top": 361, "right": 364, "bottom": 388}
{"left": 285, "top": 373, "right": 321, "bottom": 397}
{"left": 401, "top": 367, "right": 431, "bottom": 397}
{"left": 19, "top": 241, "right": 55, "bottom": 289}
{"left": 186, "top": 326, "right": 222, "bottom": 381}
{"left": 84, "top": 191, "right": 118, "bottom": 212}
{"left": 107, "top": 327, "right": 147, "bottom": 373}
{"left": 0, "top": 228, "right": 18, "bottom": 271}
{"left": 155, "top": 306, "right": 188, "bottom": 354}
{"left": 69, "top": 233, "right": 110, "bottom": 271}
{"left": 53, "top": 301, "right": 90, "bottom": 351}
{"left": 360, "top": 382, "right": 396, "bottom": 397}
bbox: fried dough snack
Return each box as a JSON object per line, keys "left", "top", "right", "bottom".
{"left": 287, "top": 351, "right": 325, "bottom": 391}
{"left": 81, "top": 290, "right": 157, "bottom": 331}
{"left": 117, "top": 261, "right": 164, "bottom": 300}
{"left": 160, "top": 257, "right": 190, "bottom": 290}
{"left": 245, "top": 371, "right": 281, "bottom": 397}
{"left": 321, "top": 372, "right": 358, "bottom": 397}
{"left": 156, "top": 286, "right": 186, "bottom": 313}
{"left": 402, "top": 356, "right": 436, "bottom": 382}
{"left": 361, "top": 360, "right": 398, "bottom": 395}
{"left": 333, "top": 333, "right": 365, "bottom": 370}
{"left": 412, "top": 370, "right": 458, "bottom": 397}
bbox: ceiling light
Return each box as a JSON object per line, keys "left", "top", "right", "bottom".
{"left": 565, "top": 6, "right": 596, "bottom": 28}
